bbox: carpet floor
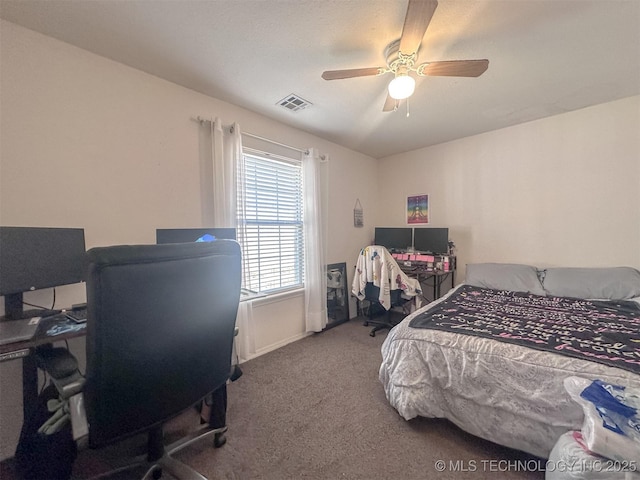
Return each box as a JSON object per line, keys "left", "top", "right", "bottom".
{"left": 2, "top": 318, "right": 547, "bottom": 479}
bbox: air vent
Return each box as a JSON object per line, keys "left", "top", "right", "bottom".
{"left": 277, "top": 94, "right": 312, "bottom": 112}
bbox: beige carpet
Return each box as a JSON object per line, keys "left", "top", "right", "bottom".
{"left": 2, "top": 318, "right": 547, "bottom": 479}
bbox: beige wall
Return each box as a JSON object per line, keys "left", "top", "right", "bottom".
{"left": 0, "top": 20, "right": 378, "bottom": 459}
{"left": 2, "top": 17, "right": 639, "bottom": 462}
{"left": 377, "top": 96, "right": 640, "bottom": 280}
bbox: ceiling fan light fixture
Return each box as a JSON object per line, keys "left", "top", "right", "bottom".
{"left": 320, "top": 0, "right": 489, "bottom": 112}
{"left": 388, "top": 73, "right": 415, "bottom": 100}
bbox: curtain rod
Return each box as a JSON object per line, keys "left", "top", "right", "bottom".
{"left": 193, "top": 116, "right": 305, "bottom": 154}
{"left": 242, "top": 131, "right": 306, "bottom": 154}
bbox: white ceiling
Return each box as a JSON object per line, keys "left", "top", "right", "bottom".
{"left": 1, "top": 0, "right": 639, "bottom": 159}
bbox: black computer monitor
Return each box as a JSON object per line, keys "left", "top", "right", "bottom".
{"left": 156, "top": 228, "right": 236, "bottom": 245}
{"left": 374, "top": 227, "right": 413, "bottom": 252}
{"left": 0, "top": 227, "right": 86, "bottom": 319}
{"left": 413, "top": 227, "right": 449, "bottom": 254}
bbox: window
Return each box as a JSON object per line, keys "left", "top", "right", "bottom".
{"left": 237, "top": 150, "right": 304, "bottom": 293}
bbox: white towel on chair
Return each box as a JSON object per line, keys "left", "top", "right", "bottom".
{"left": 352, "top": 245, "right": 421, "bottom": 310}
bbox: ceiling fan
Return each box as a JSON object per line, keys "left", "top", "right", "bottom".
{"left": 321, "top": 0, "right": 489, "bottom": 112}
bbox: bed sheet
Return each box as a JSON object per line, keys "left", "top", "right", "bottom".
{"left": 379, "top": 284, "right": 640, "bottom": 459}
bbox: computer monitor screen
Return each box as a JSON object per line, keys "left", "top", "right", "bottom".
{"left": 374, "top": 227, "right": 412, "bottom": 252}
{"left": 413, "top": 228, "right": 449, "bottom": 254}
{"left": 0, "top": 227, "right": 86, "bottom": 319}
{"left": 156, "top": 228, "right": 236, "bottom": 244}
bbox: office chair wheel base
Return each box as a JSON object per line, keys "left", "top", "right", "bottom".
{"left": 214, "top": 432, "right": 227, "bottom": 448}
{"left": 370, "top": 331, "right": 376, "bottom": 337}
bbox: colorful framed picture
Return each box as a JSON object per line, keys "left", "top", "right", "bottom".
{"left": 407, "top": 194, "right": 429, "bottom": 224}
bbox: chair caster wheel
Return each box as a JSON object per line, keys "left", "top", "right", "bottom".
{"left": 363, "top": 321, "right": 369, "bottom": 326}
{"left": 370, "top": 331, "right": 376, "bottom": 337}
{"left": 214, "top": 432, "right": 227, "bottom": 448}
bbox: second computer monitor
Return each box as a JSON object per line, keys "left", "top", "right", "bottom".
{"left": 374, "top": 227, "right": 412, "bottom": 252}
{"left": 413, "top": 227, "right": 449, "bottom": 254}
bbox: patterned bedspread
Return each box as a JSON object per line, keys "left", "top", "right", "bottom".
{"left": 409, "top": 285, "right": 640, "bottom": 374}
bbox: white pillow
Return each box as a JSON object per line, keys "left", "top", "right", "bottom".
{"left": 465, "top": 263, "right": 546, "bottom": 296}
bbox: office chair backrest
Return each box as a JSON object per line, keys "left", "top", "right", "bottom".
{"left": 364, "top": 283, "right": 402, "bottom": 306}
{"left": 84, "top": 240, "right": 241, "bottom": 448}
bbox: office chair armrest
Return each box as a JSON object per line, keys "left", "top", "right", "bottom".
{"left": 35, "top": 346, "right": 85, "bottom": 398}
{"left": 35, "top": 346, "right": 78, "bottom": 378}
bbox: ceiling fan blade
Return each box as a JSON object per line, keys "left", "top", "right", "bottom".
{"left": 399, "top": 0, "right": 438, "bottom": 56}
{"left": 322, "top": 67, "right": 385, "bottom": 80}
{"left": 383, "top": 94, "right": 398, "bottom": 112}
{"left": 417, "top": 59, "right": 489, "bottom": 77}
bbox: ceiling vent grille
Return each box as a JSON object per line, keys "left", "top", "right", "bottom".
{"left": 277, "top": 94, "right": 312, "bottom": 112}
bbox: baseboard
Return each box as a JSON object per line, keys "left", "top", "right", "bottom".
{"left": 240, "top": 331, "right": 312, "bottom": 363}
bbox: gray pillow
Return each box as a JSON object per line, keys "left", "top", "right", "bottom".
{"left": 465, "top": 263, "right": 546, "bottom": 296}
{"left": 542, "top": 267, "right": 640, "bottom": 299}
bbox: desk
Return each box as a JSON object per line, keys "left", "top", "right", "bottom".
{"left": 400, "top": 266, "right": 456, "bottom": 302}
{"left": 393, "top": 254, "right": 456, "bottom": 302}
{"left": 0, "top": 315, "right": 86, "bottom": 428}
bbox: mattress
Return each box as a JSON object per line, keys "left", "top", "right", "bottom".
{"left": 379, "top": 284, "right": 640, "bottom": 459}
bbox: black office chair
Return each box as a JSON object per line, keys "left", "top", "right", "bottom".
{"left": 81, "top": 240, "right": 242, "bottom": 479}
{"left": 362, "top": 283, "right": 406, "bottom": 337}
{"left": 354, "top": 245, "right": 418, "bottom": 337}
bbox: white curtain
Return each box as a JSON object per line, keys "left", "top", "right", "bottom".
{"left": 207, "top": 118, "right": 254, "bottom": 361}
{"left": 235, "top": 300, "right": 255, "bottom": 363}
{"left": 303, "top": 148, "right": 329, "bottom": 332}
{"left": 210, "top": 118, "right": 242, "bottom": 228}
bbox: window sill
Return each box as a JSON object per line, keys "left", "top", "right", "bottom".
{"left": 250, "top": 287, "right": 304, "bottom": 306}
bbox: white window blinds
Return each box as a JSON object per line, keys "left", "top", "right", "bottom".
{"left": 237, "top": 151, "right": 304, "bottom": 293}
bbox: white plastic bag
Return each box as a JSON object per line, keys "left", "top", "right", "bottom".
{"left": 564, "top": 377, "right": 640, "bottom": 464}
{"left": 547, "top": 431, "right": 639, "bottom": 480}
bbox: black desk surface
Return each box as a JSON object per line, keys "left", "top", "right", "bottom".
{"left": 0, "top": 314, "right": 86, "bottom": 359}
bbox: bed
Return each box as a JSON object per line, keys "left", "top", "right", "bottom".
{"left": 379, "top": 263, "right": 640, "bottom": 459}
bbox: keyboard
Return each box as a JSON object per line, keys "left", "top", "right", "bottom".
{"left": 66, "top": 307, "right": 87, "bottom": 324}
